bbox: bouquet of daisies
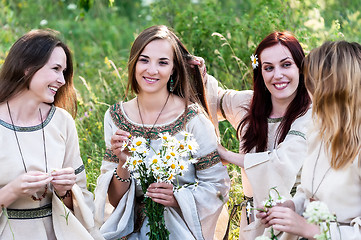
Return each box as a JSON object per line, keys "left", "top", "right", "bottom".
{"left": 123, "top": 131, "right": 199, "bottom": 240}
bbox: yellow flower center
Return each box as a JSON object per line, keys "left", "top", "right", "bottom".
{"left": 180, "top": 165, "right": 184, "bottom": 170}
{"left": 152, "top": 159, "right": 158, "bottom": 164}
{"left": 168, "top": 174, "right": 173, "bottom": 180}
{"left": 171, "top": 164, "right": 176, "bottom": 169}
{"left": 163, "top": 136, "right": 167, "bottom": 140}
{"left": 179, "top": 144, "right": 184, "bottom": 149}
{"left": 171, "top": 152, "right": 175, "bottom": 156}
{"left": 130, "top": 147, "right": 136, "bottom": 151}
{"left": 136, "top": 141, "right": 142, "bottom": 146}
{"left": 166, "top": 155, "right": 171, "bottom": 160}
{"left": 132, "top": 160, "right": 137, "bottom": 166}
{"left": 188, "top": 145, "right": 192, "bottom": 150}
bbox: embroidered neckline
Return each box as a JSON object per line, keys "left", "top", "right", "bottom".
{"left": 0, "top": 105, "right": 56, "bottom": 132}
{"left": 109, "top": 102, "right": 198, "bottom": 139}
{"left": 267, "top": 116, "right": 283, "bottom": 123}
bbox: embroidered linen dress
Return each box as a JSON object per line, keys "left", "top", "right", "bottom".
{"left": 0, "top": 106, "right": 103, "bottom": 240}
{"left": 205, "top": 75, "right": 312, "bottom": 239}
{"left": 94, "top": 102, "right": 230, "bottom": 240}
{"left": 289, "top": 129, "right": 361, "bottom": 240}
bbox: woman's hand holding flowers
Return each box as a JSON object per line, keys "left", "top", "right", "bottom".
{"left": 51, "top": 167, "right": 76, "bottom": 197}
{"left": 146, "top": 182, "right": 179, "bottom": 208}
{"left": 111, "top": 129, "right": 131, "bottom": 164}
{"left": 10, "top": 171, "right": 53, "bottom": 199}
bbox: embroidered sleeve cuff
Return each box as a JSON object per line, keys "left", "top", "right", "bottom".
{"left": 195, "top": 150, "right": 221, "bottom": 170}
{"left": 104, "top": 148, "right": 119, "bottom": 163}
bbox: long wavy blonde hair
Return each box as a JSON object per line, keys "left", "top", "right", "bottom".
{"left": 303, "top": 41, "right": 361, "bottom": 169}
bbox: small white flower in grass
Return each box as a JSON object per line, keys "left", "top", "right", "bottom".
{"left": 67, "top": 3, "right": 77, "bottom": 10}
{"left": 250, "top": 54, "right": 259, "bottom": 69}
{"left": 40, "top": 19, "right": 48, "bottom": 26}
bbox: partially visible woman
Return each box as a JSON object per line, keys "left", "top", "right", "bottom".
{"left": 0, "top": 29, "right": 102, "bottom": 239}
{"left": 258, "top": 40, "right": 361, "bottom": 239}
{"left": 94, "top": 25, "right": 230, "bottom": 240}
{"left": 199, "top": 31, "right": 312, "bottom": 239}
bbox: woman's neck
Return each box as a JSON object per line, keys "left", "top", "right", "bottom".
{"left": 137, "top": 91, "right": 171, "bottom": 113}
{"left": 269, "top": 97, "right": 292, "bottom": 118}
{"left": 2, "top": 97, "right": 47, "bottom": 126}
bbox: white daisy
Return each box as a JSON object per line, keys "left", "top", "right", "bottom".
{"left": 250, "top": 54, "right": 259, "bottom": 69}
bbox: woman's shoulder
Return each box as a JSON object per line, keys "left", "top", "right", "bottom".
{"left": 291, "top": 106, "right": 312, "bottom": 124}
{"left": 54, "top": 106, "right": 75, "bottom": 122}
{"left": 289, "top": 106, "right": 313, "bottom": 134}
{"left": 222, "top": 88, "right": 253, "bottom": 104}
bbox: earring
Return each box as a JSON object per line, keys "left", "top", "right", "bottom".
{"left": 169, "top": 76, "right": 174, "bottom": 92}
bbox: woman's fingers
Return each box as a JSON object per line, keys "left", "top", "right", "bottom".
{"left": 146, "top": 182, "right": 179, "bottom": 207}
{"left": 12, "top": 171, "right": 53, "bottom": 197}
{"left": 50, "top": 168, "right": 76, "bottom": 195}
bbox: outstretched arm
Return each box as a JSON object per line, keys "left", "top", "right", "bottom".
{"left": 217, "top": 143, "right": 245, "bottom": 167}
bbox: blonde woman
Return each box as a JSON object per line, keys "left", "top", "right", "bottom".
{"left": 258, "top": 41, "right": 361, "bottom": 239}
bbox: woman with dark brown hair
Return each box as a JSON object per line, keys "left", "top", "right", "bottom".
{"left": 94, "top": 25, "right": 230, "bottom": 240}
{"left": 199, "top": 31, "right": 312, "bottom": 239}
{"left": 0, "top": 29, "right": 102, "bottom": 239}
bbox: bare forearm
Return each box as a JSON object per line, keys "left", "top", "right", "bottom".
{"left": 218, "top": 145, "right": 245, "bottom": 168}
{"left": 108, "top": 166, "right": 131, "bottom": 207}
{"left": 0, "top": 184, "right": 18, "bottom": 209}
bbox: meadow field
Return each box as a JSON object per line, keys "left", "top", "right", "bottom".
{"left": 1, "top": 0, "right": 360, "bottom": 238}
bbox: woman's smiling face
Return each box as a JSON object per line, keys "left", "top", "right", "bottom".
{"left": 260, "top": 43, "right": 300, "bottom": 106}
{"left": 135, "top": 39, "right": 174, "bottom": 95}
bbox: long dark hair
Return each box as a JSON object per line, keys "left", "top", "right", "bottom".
{"left": 126, "top": 25, "right": 210, "bottom": 117}
{"left": 0, "top": 29, "right": 77, "bottom": 118}
{"left": 237, "top": 31, "right": 311, "bottom": 153}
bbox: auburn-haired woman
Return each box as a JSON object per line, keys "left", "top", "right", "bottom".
{"left": 199, "top": 31, "right": 311, "bottom": 239}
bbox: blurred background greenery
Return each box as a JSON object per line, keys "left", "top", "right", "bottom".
{"left": 1, "top": 0, "right": 359, "bottom": 238}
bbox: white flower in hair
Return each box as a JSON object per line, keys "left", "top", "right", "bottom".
{"left": 250, "top": 54, "right": 259, "bottom": 69}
